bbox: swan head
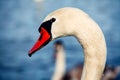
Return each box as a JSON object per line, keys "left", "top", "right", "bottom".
{"left": 28, "top": 17, "right": 61, "bottom": 57}
{"left": 28, "top": 8, "right": 81, "bottom": 57}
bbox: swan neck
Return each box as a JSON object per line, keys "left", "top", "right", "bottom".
{"left": 52, "top": 48, "right": 66, "bottom": 80}
{"left": 75, "top": 32, "right": 106, "bottom": 80}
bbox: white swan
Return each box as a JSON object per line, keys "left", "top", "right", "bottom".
{"left": 28, "top": 7, "right": 107, "bottom": 80}
{"left": 52, "top": 41, "right": 66, "bottom": 80}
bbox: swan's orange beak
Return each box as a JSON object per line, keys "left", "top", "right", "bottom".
{"left": 28, "top": 27, "right": 51, "bottom": 57}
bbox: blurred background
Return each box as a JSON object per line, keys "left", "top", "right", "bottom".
{"left": 0, "top": 0, "right": 120, "bottom": 80}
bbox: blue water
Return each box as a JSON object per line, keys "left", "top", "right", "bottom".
{"left": 0, "top": 0, "right": 120, "bottom": 80}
